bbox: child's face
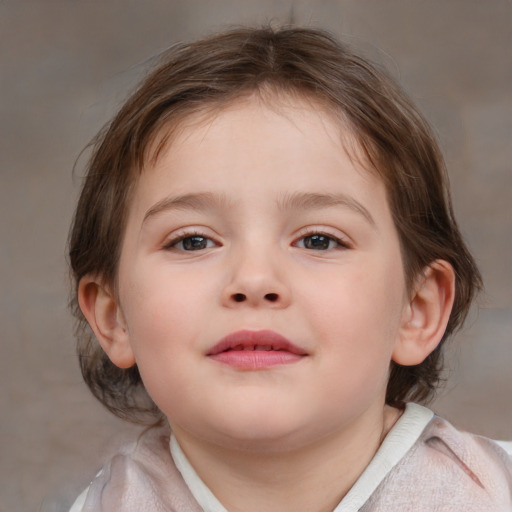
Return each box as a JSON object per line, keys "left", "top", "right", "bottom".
{"left": 115, "top": 95, "right": 410, "bottom": 450}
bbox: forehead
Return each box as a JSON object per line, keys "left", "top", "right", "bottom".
{"left": 129, "top": 93, "right": 386, "bottom": 219}
{"left": 146, "top": 90, "right": 374, "bottom": 168}
{"left": 147, "top": 94, "right": 374, "bottom": 179}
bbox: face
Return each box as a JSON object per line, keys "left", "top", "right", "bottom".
{"left": 116, "top": 95, "right": 409, "bottom": 451}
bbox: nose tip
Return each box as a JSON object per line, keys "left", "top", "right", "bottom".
{"left": 222, "top": 248, "right": 291, "bottom": 309}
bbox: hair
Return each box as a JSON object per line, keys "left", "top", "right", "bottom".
{"left": 69, "top": 25, "right": 482, "bottom": 424}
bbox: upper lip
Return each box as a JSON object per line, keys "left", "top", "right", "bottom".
{"left": 207, "top": 330, "right": 308, "bottom": 356}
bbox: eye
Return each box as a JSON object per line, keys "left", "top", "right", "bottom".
{"left": 295, "top": 233, "right": 347, "bottom": 251}
{"left": 167, "top": 235, "right": 216, "bottom": 251}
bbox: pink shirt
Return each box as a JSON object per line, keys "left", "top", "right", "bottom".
{"left": 70, "top": 404, "right": 512, "bottom": 511}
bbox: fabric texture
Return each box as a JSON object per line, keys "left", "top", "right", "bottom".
{"left": 359, "top": 415, "right": 512, "bottom": 511}
{"left": 70, "top": 405, "right": 512, "bottom": 511}
{"left": 74, "top": 427, "right": 201, "bottom": 512}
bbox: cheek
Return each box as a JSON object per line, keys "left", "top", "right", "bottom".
{"left": 121, "top": 258, "right": 212, "bottom": 327}
{"left": 303, "top": 261, "right": 406, "bottom": 372}
{"left": 118, "top": 271, "right": 189, "bottom": 365}
{"left": 306, "top": 262, "right": 404, "bottom": 328}
{"left": 117, "top": 261, "right": 218, "bottom": 390}
{"left": 122, "top": 292, "right": 198, "bottom": 418}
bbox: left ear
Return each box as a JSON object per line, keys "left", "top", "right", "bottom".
{"left": 393, "top": 260, "right": 455, "bottom": 366}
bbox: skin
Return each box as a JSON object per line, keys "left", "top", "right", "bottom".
{"left": 80, "top": 94, "right": 455, "bottom": 512}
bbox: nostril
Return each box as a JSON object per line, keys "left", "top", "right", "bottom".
{"left": 264, "top": 293, "right": 279, "bottom": 302}
{"left": 233, "top": 293, "right": 246, "bottom": 302}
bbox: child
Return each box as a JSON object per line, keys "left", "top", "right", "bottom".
{"left": 68, "top": 26, "right": 512, "bottom": 511}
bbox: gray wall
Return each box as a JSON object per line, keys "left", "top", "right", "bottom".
{"left": 1, "top": 1, "right": 510, "bottom": 511}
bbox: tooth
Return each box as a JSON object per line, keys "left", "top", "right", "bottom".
{"left": 255, "top": 345, "right": 272, "bottom": 351}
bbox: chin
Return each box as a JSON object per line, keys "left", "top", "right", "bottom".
{"left": 197, "top": 413, "right": 321, "bottom": 454}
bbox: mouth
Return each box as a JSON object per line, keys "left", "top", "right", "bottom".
{"left": 207, "top": 330, "right": 308, "bottom": 370}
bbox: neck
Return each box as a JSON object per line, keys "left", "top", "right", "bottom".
{"left": 171, "top": 405, "right": 401, "bottom": 512}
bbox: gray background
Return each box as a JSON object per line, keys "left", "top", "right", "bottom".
{"left": 1, "top": 1, "right": 510, "bottom": 511}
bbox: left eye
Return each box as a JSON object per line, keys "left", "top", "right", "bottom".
{"left": 171, "top": 235, "right": 216, "bottom": 251}
{"left": 295, "top": 234, "right": 343, "bottom": 250}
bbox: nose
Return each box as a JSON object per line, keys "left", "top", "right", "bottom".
{"left": 221, "top": 249, "right": 291, "bottom": 309}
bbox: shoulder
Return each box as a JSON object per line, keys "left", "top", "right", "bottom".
{"left": 419, "top": 414, "right": 512, "bottom": 484}
{"left": 68, "top": 426, "right": 201, "bottom": 512}
{"left": 360, "top": 406, "right": 512, "bottom": 512}
{"left": 379, "top": 412, "right": 512, "bottom": 511}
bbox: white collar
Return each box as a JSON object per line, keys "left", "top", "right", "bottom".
{"left": 170, "top": 435, "right": 229, "bottom": 512}
{"left": 170, "top": 403, "right": 434, "bottom": 512}
{"left": 334, "top": 403, "right": 433, "bottom": 511}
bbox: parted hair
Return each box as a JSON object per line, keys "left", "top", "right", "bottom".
{"left": 69, "top": 26, "right": 482, "bottom": 424}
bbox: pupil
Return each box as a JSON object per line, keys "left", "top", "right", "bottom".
{"left": 183, "top": 236, "right": 207, "bottom": 250}
{"left": 306, "top": 235, "right": 329, "bottom": 250}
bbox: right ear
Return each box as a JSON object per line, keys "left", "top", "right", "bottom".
{"left": 78, "top": 275, "right": 136, "bottom": 369}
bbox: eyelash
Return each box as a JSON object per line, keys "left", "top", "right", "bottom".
{"left": 163, "top": 228, "right": 350, "bottom": 252}
{"left": 293, "top": 230, "right": 351, "bottom": 251}
{"left": 163, "top": 230, "right": 219, "bottom": 252}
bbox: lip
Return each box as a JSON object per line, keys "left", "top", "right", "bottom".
{"left": 207, "top": 330, "right": 308, "bottom": 370}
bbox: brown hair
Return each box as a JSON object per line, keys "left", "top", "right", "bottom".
{"left": 69, "top": 26, "right": 482, "bottom": 424}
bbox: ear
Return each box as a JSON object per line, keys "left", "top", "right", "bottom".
{"left": 78, "top": 275, "right": 136, "bottom": 369}
{"left": 392, "top": 260, "right": 455, "bottom": 366}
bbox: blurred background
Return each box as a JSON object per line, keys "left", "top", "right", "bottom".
{"left": 1, "top": 1, "right": 510, "bottom": 510}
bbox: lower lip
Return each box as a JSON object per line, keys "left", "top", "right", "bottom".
{"left": 209, "top": 350, "right": 303, "bottom": 370}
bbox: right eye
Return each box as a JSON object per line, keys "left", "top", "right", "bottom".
{"left": 295, "top": 234, "right": 343, "bottom": 251}
{"left": 167, "top": 235, "right": 217, "bottom": 251}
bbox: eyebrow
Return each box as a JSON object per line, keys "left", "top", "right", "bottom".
{"left": 277, "top": 192, "right": 376, "bottom": 227}
{"left": 142, "top": 190, "right": 376, "bottom": 228}
{"left": 142, "top": 192, "right": 231, "bottom": 224}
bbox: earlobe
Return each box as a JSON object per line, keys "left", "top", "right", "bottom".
{"left": 392, "top": 260, "right": 455, "bottom": 366}
{"left": 78, "top": 275, "right": 136, "bottom": 369}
